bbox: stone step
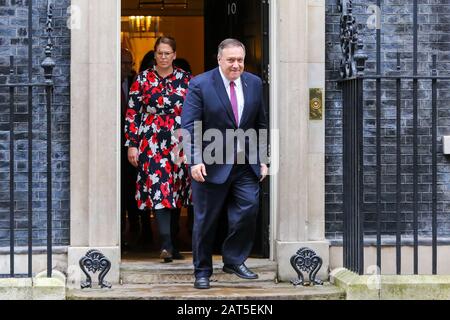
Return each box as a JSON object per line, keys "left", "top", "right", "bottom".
{"left": 120, "top": 256, "right": 277, "bottom": 284}
{"left": 67, "top": 282, "right": 345, "bottom": 300}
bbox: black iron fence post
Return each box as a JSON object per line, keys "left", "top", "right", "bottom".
{"left": 41, "top": 0, "right": 55, "bottom": 279}
{"left": 339, "top": 0, "right": 367, "bottom": 274}
{"left": 9, "top": 56, "right": 15, "bottom": 278}
{"left": 396, "top": 52, "right": 402, "bottom": 275}
{"left": 431, "top": 54, "right": 438, "bottom": 275}
{"left": 27, "top": 0, "right": 33, "bottom": 278}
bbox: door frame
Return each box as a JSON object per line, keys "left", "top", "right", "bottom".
{"left": 116, "top": 0, "right": 278, "bottom": 261}
{"left": 268, "top": 0, "right": 278, "bottom": 261}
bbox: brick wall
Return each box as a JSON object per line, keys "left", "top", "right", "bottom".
{"left": 326, "top": 0, "right": 450, "bottom": 240}
{"left": 0, "top": 0, "right": 70, "bottom": 247}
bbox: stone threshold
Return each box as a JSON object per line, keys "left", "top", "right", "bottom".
{"left": 120, "top": 255, "right": 278, "bottom": 284}
{"left": 67, "top": 282, "right": 345, "bottom": 300}
{"left": 68, "top": 254, "right": 345, "bottom": 300}
{"left": 330, "top": 267, "right": 450, "bottom": 300}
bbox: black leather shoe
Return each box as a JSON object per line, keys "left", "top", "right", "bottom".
{"left": 194, "top": 277, "right": 210, "bottom": 289}
{"left": 223, "top": 263, "right": 259, "bottom": 280}
{"left": 160, "top": 249, "right": 173, "bottom": 263}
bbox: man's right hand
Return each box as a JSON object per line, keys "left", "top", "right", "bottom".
{"left": 128, "top": 147, "right": 139, "bottom": 168}
{"left": 191, "top": 163, "right": 207, "bottom": 182}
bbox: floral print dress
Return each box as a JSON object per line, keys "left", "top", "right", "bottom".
{"left": 124, "top": 66, "right": 192, "bottom": 211}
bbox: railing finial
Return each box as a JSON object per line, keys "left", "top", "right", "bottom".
{"left": 339, "top": 0, "right": 366, "bottom": 79}
{"left": 432, "top": 54, "right": 437, "bottom": 77}
{"left": 354, "top": 38, "right": 368, "bottom": 77}
{"left": 41, "top": 0, "right": 55, "bottom": 85}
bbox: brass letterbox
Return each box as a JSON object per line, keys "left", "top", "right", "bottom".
{"left": 309, "top": 88, "right": 323, "bottom": 120}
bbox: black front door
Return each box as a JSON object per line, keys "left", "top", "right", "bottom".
{"left": 204, "top": 0, "right": 270, "bottom": 257}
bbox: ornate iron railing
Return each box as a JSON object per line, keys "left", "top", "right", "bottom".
{"left": 339, "top": 0, "right": 450, "bottom": 275}
{"left": 0, "top": 0, "right": 55, "bottom": 278}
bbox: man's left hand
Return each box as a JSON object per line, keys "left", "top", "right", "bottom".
{"left": 260, "top": 163, "right": 268, "bottom": 182}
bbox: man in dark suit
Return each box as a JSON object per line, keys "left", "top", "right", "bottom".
{"left": 182, "top": 39, "right": 268, "bottom": 289}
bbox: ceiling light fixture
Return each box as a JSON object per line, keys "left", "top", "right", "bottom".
{"left": 139, "top": 0, "right": 188, "bottom": 10}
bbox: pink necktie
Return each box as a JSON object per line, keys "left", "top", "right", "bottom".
{"left": 230, "top": 81, "right": 239, "bottom": 125}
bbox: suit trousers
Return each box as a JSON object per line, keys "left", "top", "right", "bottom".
{"left": 191, "top": 164, "right": 260, "bottom": 278}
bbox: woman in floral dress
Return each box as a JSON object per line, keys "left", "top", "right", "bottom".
{"left": 124, "top": 36, "right": 191, "bottom": 262}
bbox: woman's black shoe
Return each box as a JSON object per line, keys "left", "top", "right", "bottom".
{"left": 160, "top": 249, "right": 173, "bottom": 263}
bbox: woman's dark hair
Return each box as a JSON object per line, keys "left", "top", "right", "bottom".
{"left": 173, "top": 58, "right": 191, "bottom": 73}
{"left": 154, "top": 36, "right": 176, "bottom": 52}
{"left": 140, "top": 50, "right": 155, "bottom": 72}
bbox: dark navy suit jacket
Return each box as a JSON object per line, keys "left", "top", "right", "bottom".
{"left": 181, "top": 67, "right": 268, "bottom": 184}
